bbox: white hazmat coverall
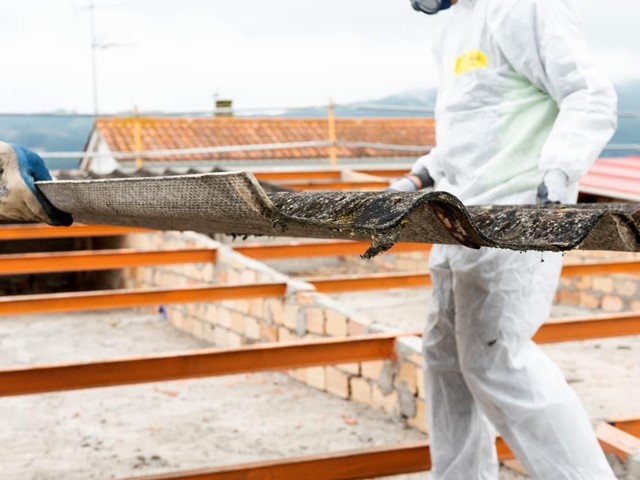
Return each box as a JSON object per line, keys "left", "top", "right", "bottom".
{"left": 412, "top": 0, "right": 618, "bottom": 478}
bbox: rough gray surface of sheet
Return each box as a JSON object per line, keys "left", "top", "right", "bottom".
{"left": 37, "top": 172, "right": 640, "bottom": 257}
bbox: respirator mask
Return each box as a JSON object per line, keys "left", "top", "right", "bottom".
{"left": 410, "top": 0, "right": 452, "bottom": 15}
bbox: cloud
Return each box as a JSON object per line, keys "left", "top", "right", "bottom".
{"left": 592, "top": 49, "right": 640, "bottom": 84}
{"left": 0, "top": 0, "right": 636, "bottom": 113}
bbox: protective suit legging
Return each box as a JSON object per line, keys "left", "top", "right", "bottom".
{"left": 424, "top": 245, "right": 615, "bottom": 480}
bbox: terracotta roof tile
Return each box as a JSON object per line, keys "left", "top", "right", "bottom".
{"left": 94, "top": 117, "right": 435, "bottom": 161}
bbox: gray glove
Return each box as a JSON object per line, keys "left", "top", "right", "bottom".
{"left": 537, "top": 169, "right": 569, "bottom": 205}
{"left": 388, "top": 166, "right": 435, "bottom": 192}
{"left": 0, "top": 141, "right": 72, "bottom": 225}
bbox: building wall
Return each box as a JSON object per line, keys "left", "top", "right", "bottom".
{"left": 556, "top": 250, "right": 640, "bottom": 312}
{"left": 83, "top": 132, "right": 119, "bottom": 173}
{"left": 124, "top": 231, "right": 428, "bottom": 432}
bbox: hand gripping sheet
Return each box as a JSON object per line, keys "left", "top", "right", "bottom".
{"left": 37, "top": 172, "right": 640, "bottom": 258}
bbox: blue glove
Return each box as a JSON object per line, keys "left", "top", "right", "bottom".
{"left": 387, "top": 166, "right": 435, "bottom": 192}
{"left": 537, "top": 169, "right": 569, "bottom": 205}
{"left": 0, "top": 142, "right": 72, "bottom": 225}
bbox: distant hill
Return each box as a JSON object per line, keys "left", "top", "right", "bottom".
{"left": 0, "top": 114, "right": 92, "bottom": 169}
{"left": 277, "top": 89, "right": 438, "bottom": 118}
{"left": 608, "top": 81, "right": 640, "bottom": 155}
{"left": 0, "top": 81, "right": 638, "bottom": 169}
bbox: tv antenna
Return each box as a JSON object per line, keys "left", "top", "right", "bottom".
{"left": 78, "top": 0, "right": 132, "bottom": 116}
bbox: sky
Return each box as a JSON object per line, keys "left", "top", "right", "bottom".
{"left": 1, "top": 0, "right": 639, "bottom": 114}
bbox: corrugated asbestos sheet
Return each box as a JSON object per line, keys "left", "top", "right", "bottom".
{"left": 38, "top": 172, "right": 640, "bottom": 258}
{"left": 55, "top": 167, "right": 292, "bottom": 192}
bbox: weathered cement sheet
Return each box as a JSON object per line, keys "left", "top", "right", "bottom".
{"left": 37, "top": 172, "right": 640, "bottom": 257}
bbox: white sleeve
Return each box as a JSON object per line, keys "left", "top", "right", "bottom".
{"left": 411, "top": 147, "right": 444, "bottom": 181}
{"left": 492, "top": 0, "right": 618, "bottom": 183}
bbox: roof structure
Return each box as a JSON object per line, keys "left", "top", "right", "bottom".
{"left": 84, "top": 116, "right": 640, "bottom": 202}
{"left": 91, "top": 117, "right": 435, "bottom": 161}
{"left": 38, "top": 172, "right": 640, "bottom": 256}
{"left": 580, "top": 156, "right": 640, "bottom": 202}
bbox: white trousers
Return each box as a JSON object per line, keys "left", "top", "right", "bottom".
{"left": 424, "top": 245, "right": 615, "bottom": 480}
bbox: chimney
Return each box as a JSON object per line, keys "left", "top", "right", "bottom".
{"left": 215, "top": 99, "right": 233, "bottom": 117}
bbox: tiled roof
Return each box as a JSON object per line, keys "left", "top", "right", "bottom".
{"left": 93, "top": 117, "right": 435, "bottom": 161}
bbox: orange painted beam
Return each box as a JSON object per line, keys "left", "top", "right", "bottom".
{"left": 596, "top": 423, "right": 640, "bottom": 461}
{"left": 0, "top": 248, "right": 217, "bottom": 275}
{"left": 0, "top": 283, "right": 286, "bottom": 316}
{"left": 0, "top": 333, "right": 398, "bottom": 397}
{"left": 235, "top": 240, "right": 430, "bottom": 260}
{"left": 562, "top": 261, "right": 640, "bottom": 277}
{"left": 124, "top": 442, "right": 431, "bottom": 480}
{"left": 309, "top": 272, "right": 431, "bottom": 293}
{"left": 238, "top": 242, "right": 640, "bottom": 280}
{"left": 286, "top": 180, "right": 389, "bottom": 191}
{"left": 0, "top": 240, "right": 430, "bottom": 276}
{"left": 302, "top": 258, "right": 640, "bottom": 293}
{"left": 240, "top": 241, "right": 640, "bottom": 277}
{"left": 124, "top": 438, "right": 515, "bottom": 480}
{"left": 253, "top": 170, "right": 342, "bottom": 182}
{"left": 0, "top": 223, "right": 150, "bottom": 241}
{"left": 353, "top": 168, "right": 409, "bottom": 178}
{"left": 608, "top": 416, "right": 640, "bottom": 437}
{"left": 4, "top": 311, "right": 633, "bottom": 395}
{"left": 409, "top": 312, "right": 640, "bottom": 343}
{"left": 496, "top": 437, "right": 515, "bottom": 460}
{"left": 534, "top": 312, "right": 640, "bottom": 343}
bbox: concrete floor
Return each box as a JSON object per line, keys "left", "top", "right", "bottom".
{"left": 0, "top": 310, "right": 428, "bottom": 480}
{"left": 3, "top": 241, "right": 638, "bottom": 480}
{"left": 2, "top": 304, "right": 636, "bottom": 479}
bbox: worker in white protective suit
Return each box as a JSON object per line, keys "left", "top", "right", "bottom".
{"left": 389, "top": 0, "right": 619, "bottom": 478}
{"left": 0, "top": 141, "right": 72, "bottom": 225}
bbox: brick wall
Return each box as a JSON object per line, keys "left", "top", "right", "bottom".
{"left": 557, "top": 250, "right": 640, "bottom": 312}
{"left": 124, "top": 231, "right": 428, "bottom": 432}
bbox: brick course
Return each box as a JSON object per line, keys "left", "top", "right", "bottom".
{"left": 557, "top": 250, "right": 640, "bottom": 312}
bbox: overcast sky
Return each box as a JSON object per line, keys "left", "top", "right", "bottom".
{"left": 1, "top": 0, "right": 639, "bottom": 114}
